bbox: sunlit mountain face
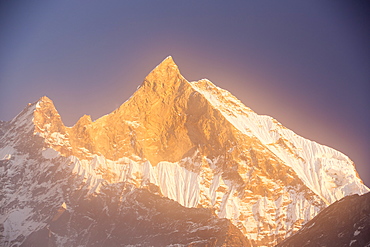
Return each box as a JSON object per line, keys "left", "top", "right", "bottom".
{"left": 0, "top": 57, "right": 368, "bottom": 246}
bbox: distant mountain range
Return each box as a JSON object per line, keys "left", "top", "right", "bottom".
{"left": 0, "top": 57, "right": 368, "bottom": 246}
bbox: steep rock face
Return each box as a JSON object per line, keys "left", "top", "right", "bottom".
{"left": 276, "top": 192, "right": 370, "bottom": 247}
{"left": 0, "top": 56, "right": 368, "bottom": 246}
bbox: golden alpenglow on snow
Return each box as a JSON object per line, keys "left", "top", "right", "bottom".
{"left": 0, "top": 57, "right": 368, "bottom": 246}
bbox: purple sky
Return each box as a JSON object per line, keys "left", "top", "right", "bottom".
{"left": 0, "top": 1, "right": 369, "bottom": 186}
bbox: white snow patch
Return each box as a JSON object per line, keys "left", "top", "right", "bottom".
{"left": 42, "top": 148, "right": 59, "bottom": 159}
{"left": 3, "top": 207, "right": 33, "bottom": 242}
{"left": 350, "top": 239, "right": 357, "bottom": 246}
{"left": 0, "top": 146, "right": 15, "bottom": 160}
{"left": 2, "top": 154, "right": 11, "bottom": 160}
{"left": 125, "top": 120, "right": 140, "bottom": 128}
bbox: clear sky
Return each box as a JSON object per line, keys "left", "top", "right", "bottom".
{"left": 0, "top": 1, "right": 369, "bottom": 186}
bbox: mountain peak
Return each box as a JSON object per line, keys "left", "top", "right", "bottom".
{"left": 37, "top": 95, "right": 53, "bottom": 103}
{"left": 159, "top": 55, "right": 176, "bottom": 67}
{"left": 32, "top": 96, "right": 68, "bottom": 147}
{"left": 8, "top": 96, "right": 56, "bottom": 128}
{"left": 34, "top": 96, "right": 58, "bottom": 116}
{"left": 143, "top": 56, "right": 184, "bottom": 87}
{"left": 73, "top": 114, "right": 92, "bottom": 128}
{"left": 150, "top": 56, "right": 178, "bottom": 74}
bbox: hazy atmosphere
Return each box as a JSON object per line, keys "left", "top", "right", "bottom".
{"left": 0, "top": 1, "right": 369, "bottom": 186}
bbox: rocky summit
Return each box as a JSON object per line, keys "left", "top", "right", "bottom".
{"left": 0, "top": 56, "right": 368, "bottom": 246}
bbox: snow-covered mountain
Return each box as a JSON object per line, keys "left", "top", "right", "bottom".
{"left": 0, "top": 56, "right": 368, "bottom": 246}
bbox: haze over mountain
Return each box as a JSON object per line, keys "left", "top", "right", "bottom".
{"left": 0, "top": 57, "right": 368, "bottom": 246}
